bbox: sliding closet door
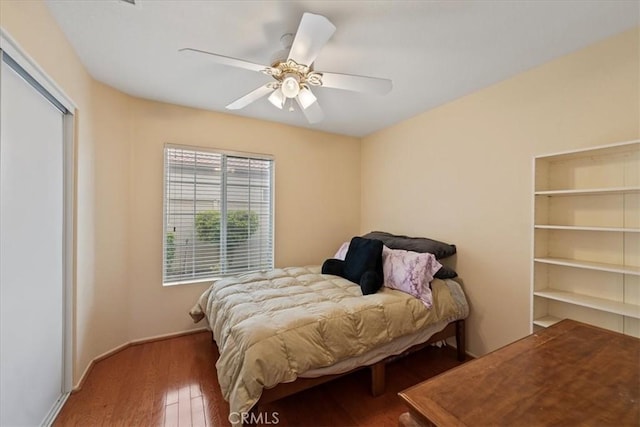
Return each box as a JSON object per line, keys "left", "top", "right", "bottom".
{"left": 0, "top": 56, "right": 65, "bottom": 425}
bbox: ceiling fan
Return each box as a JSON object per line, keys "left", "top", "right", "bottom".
{"left": 179, "top": 13, "right": 392, "bottom": 124}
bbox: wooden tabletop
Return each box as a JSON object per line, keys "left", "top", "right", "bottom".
{"left": 398, "top": 320, "right": 640, "bottom": 427}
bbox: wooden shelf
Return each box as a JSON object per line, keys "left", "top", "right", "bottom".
{"left": 532, "top": 315, "right": 563, "bottom": 328}
{"left": 534, "top": 289, "right": 640, "bottom": 319}
{"left": 534, "top": 257, "right": 640, "bottom": 276}
{"left": 535, "top": 187, "right": 640, "bottom": 196}
{"left": 534, "top": 225, "right": 640, "bottom": 233}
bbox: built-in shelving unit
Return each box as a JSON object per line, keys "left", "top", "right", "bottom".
{"left": 531, "top": 140, "right": 640, "bottom": 338}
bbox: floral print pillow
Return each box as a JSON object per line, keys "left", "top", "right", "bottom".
{"left": 382, "top": 246, "right": 442, "bottom": 308}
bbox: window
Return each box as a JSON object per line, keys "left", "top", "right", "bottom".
{"left": 163, "top": 145, "right": 274, "bottom": 284}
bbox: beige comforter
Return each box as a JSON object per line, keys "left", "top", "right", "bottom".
{"left": 189, "top": 266, "right": 468, "bottom": 418}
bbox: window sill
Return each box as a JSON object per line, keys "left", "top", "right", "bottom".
{"left": 163, "top": 278, "right": 219, "bottom": 287}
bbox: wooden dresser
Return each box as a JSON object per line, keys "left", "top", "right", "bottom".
{"left": 398, "top": 319, "right": 639, "bottom": 426}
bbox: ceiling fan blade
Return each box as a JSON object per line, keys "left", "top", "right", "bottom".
{"left": 297, "top": 87, "right": 317, "bottom": 109}
{"left": 288, "top": 13, "right": 336, "bottom": 66}
{"left": 226, "top": 85, "right": 274, "bottom": 110}
{"left": 320, "top": 72, "right": 392, "bottom": 95}
{"left": 179, "top": 48, "right": 271, "bottom": 73}
{"left": 296, "top": 97, "right": 324, "bottom": 124}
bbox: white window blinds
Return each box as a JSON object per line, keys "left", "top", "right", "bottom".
{"left": 163, "top": 145, "right": 274, "bottom": 284}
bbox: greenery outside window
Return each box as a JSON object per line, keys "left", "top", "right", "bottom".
{"left": 163, "top": 145, "right": 274, "bottom": 285}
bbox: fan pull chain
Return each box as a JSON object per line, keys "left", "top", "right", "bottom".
{"left": 288, "top": 98, "right": 295, "bottom": 112}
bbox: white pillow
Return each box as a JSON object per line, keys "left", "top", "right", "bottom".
{"left": 382, "top": 246, "right": 442, "bottom": 308}
{"left": 334, "top": 241, "right": 350, "bottom": 260}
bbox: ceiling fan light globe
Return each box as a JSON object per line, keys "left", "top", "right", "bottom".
{"left": 281, "top": 74, "right": 300, "bottom": 98}
{"left": 297, "top": 87, "right": 317, "bottom": 110}
{"left": 268, "top": 89, "right": 285, "bottom": 109}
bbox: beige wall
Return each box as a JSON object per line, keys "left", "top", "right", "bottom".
{"left": 361, "top": 28, "right": 640, "bottom": 356}
{"left": 80, "top": 82, "right": 131, "bottom": 371}
{"left": 126, "top": 99, "right": 360, "bottom": 339}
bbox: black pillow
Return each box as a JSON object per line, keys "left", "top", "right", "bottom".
{"left": 360, "top": 270, "right": 382, "bottom": 295}
{"left": 322, "top": 258, "right": 345, "bottom": 276}
{"left": 344, "top": 237, "right": 384, "bottom": 295}
{"left": 434, "top": 265, "right": 458, "bottom": 279}
{"left": 362, "top": 231, "right": 456, "bottom": 260}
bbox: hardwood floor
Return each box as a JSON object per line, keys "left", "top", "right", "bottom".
{"left": 55, "top": 332, "right": 468, "bottom": 427}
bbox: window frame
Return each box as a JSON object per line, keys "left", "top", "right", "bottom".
{"left": 162, "top": 143, "right": 275, "bottom": 286}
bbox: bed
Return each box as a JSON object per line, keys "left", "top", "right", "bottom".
{"left": 189, "top": 233, "right": 469, "bottom": 425}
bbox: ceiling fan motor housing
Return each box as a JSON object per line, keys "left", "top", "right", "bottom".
{"left": 263, "top": 59, "right": 323, "bottom": 91}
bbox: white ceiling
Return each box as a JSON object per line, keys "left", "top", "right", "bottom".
{"left": 45, "top": 0, "right": 638, "bottom": 137}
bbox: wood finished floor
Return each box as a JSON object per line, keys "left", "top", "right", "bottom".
{"left": 55, "top": 331, "right": 468, "bottom": 427}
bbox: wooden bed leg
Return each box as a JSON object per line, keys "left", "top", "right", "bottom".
{"left": 455, "top": 320, "right": 466, "bottom": 362}
{"left": 371, "top": 361, "right": 385, "bottom": 397}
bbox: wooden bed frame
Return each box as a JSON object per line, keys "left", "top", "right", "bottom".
{"left": 244, "top": 319, "right": 465, "bottom": 420}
